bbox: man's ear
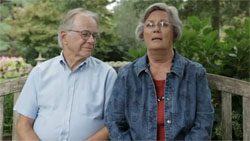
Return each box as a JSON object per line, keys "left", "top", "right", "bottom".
{"left": 61, "top": 31, "right": 68, "bottom": 45}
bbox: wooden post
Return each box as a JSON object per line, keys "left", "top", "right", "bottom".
{"left": 243, "top": 97, "right": 250, "bottom": 141}
{"left": 12, "top": 92, "right": 20, "bottom": 141}
{"left": 0, "top": 97, "right": 4, "bottom": 141}
{"left": 221, "top": 92, "right": 232, "bottom": 140}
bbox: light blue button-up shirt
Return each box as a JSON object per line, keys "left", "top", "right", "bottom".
{"left": 14, "top": 54, "right": 117, "bottom": 141}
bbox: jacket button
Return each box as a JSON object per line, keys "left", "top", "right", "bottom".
{"left": 167, "top": 120, "right": 171, "bottom": 124}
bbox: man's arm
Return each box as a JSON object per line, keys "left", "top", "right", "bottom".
{"left": 86, "top": 127, "right": 109, "bottom": 141}
{"left": 16, "top": 114, "right": 39, "bottom": 141}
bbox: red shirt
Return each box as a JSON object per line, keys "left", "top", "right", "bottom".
{"left": 154, "top": 80, "right": 165, "bottom": 141}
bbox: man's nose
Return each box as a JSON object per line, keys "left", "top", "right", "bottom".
{"left": 87, "top": 35, "right": 95, "bottom": 43}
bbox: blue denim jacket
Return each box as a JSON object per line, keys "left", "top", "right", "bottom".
{"left": 105, "top": 51, "right": 214, "bottom": 141}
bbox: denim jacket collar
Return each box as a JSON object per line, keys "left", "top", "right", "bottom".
{"left": 134, "top": 49, "right": 186, "bottom": 78}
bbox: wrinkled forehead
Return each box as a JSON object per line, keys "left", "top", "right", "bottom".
{"left": 145, "top": 10, "right": 170, "bottom": 22}
{"left": 72, "top": 13, "right": 98, "bottom": 30}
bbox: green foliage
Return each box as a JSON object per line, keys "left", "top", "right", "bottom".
{"left": 177, "top": 16, "right": 249, "bottom": 140}
{"left": 212, "top": 94, "right": 244, "bottom": 140}
{"left": 0, "top": 4, "right": 10, "bottom": 19}
{"left": 3, "top": 94, "right": 14, "bottom": 137}
{"left": 0, "top": 40, "right": 10, "bottom": 51}
{"left": 127, "top": 46, "right": 146, "bottom": 60}
{"left": 1, "top": 0, "right": 121, "bottom": 62}
{"left": 175, "top": 16, "right": 223, "bottom": 74}
{"left": 0, "top": 56, "right": 30, "bottom": 81}
{"left": 0, "top": 0, "right": 249, "bottom": 139}
{"left": 112, "top": 0, "right": 140, "bottom": 57}
{"left": 0, "top": 22, "right": 12, "bottom": 51}
{"left": 123, "top": 43, "right": 146, "bottom": 61}
{"left": 176, "top": 16, "right": 250, "bottom": 79}
{"left": 94, "top": 39, "right": 128, "bottom": 61}
{"left": 212, "top": 96, "right": 222, "bottom": 140}
{"left": 232, "top": 110, "right": 243, "bottom": 139}
{"left": 3, "top": 0, "right": 61, "bottom": 64}
{"left": 221, "top": 18, "right": 250, "bottom": 79}
{"left": 220, "top": 0, "right": 249, "bottom": 25}
{"left": 0, "top": 56, "right": 30, "bottom": 137}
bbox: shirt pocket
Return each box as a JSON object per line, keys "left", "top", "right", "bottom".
{"left": 128, "top": 102, "right": 143, "bottom": 123}
{"left": 78, "top": 102, "right": 104, "bottom": 119}
{"left": 130, "top": 112, "right": 139, "bottom": 123}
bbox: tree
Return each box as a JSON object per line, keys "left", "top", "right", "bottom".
{"left": 1, "top": 0, "right": 119, "bottom": 64}
{"left": 3, "top": 0, "right": 61, "bottom": 64}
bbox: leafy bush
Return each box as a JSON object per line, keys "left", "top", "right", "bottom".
{"left": 0, "top": 56, "right": 31, "bottom": 81}
{"left": 3, "top": 94, "right": 14, "bottom": 138}
{"left": 0, "top": 56, "right": 31, "bottom": 138}
{"left": 175, "top": 16, "right": 224, "bottom": 74}
{"left": 221, "top": 18, "right": 250, "bottom": 80}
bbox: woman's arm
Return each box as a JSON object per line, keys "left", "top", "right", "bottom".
{"left": 185, "top": 67, "right": 214, "bottom": 140}
{"left": 105, "top": 73, "right": 132, "bottom": 140}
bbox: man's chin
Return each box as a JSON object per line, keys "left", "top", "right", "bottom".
{"left": 82, "top": 53, "right": 92, "bottom": 58}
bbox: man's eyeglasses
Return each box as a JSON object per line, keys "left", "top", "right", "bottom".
{"left": 68, "top": 30, "right": 99, "bottom": 41}
{"left": 144, "top": 21, "right": 171, "bottom": 29}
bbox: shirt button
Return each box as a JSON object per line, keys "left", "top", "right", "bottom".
{"left": 167, "top": 120, "right": 171, "bottom": 124}
{"left": 166, "top": 97, "right": 170, "bottom": 101}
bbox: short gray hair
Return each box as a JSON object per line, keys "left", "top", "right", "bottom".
{"left": 58, "top": 8, "right": 99, "bottom": 48}
{"left": 135, "top": 3, "right": 182, "bottom": 42}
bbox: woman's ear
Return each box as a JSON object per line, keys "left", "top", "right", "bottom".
{"left": 140, "top": 32, "right": 144, "bottom": 41}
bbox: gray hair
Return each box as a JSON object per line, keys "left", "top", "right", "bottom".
{"left": 58, "top": 8, "right": 99, "bottom": 48}
{"left": 135, "top": 3, "right": 182, "bottom": 42}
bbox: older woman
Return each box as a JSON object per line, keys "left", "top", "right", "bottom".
{"left": 105, "top": 2, "right": 214, "bottom": 141}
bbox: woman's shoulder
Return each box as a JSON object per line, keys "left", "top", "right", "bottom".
{"left": 177, "top": 53, "right": 207, "bottom": 76}
{"left": 117, "top": 56, "right": 145, "bottom": 77}
{"left": 117, "top": 61, "right": 133, "bottom": 75}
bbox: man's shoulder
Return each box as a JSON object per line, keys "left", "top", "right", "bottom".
{"left": 31, "top": 56, "right": 60, "bottom": 73}
{"left": 88, "top": 56, "right": 115, "bottom": 71}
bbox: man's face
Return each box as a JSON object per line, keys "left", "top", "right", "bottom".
{"left": 61, "top": 13, "right": 98, "bottom": 60}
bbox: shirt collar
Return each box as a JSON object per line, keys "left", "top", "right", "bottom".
{"left": 134, "top": 49, "right": 186, "bottom": 77}
{"left": 58, "top": 52, "right": 89, "bottom": 70}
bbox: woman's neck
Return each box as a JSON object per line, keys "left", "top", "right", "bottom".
{"left": 147, "top": 48, "right": 174, "bottom": 80}
{"left": 148, "top": 48, "right": 174, "bottom": 64}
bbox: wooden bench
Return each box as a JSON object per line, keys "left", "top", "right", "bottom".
{"left": 0, "top": 73, "right": 249, "bottom": 141}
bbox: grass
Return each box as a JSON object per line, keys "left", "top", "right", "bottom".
{"left": 3, "top": 94, "right": 14, "bottom": 137}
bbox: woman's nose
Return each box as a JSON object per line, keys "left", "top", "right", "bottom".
{"left": 153, "top": 25, "right": 161, "bottom": 33}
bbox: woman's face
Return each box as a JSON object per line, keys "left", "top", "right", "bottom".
{"left": 143, "top": 10, "right": 174, "bottom": 51}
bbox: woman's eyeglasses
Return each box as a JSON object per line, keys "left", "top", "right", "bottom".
{"left": 144, "top": 21, "right": 171, "bottom": 29}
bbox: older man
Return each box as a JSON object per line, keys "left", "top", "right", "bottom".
{"left": 14, "top": 8, "right": 117, "bottom": 141}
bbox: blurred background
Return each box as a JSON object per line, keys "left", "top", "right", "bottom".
{"left": 0, "top": 0, "right": 249, "bottom": 140}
